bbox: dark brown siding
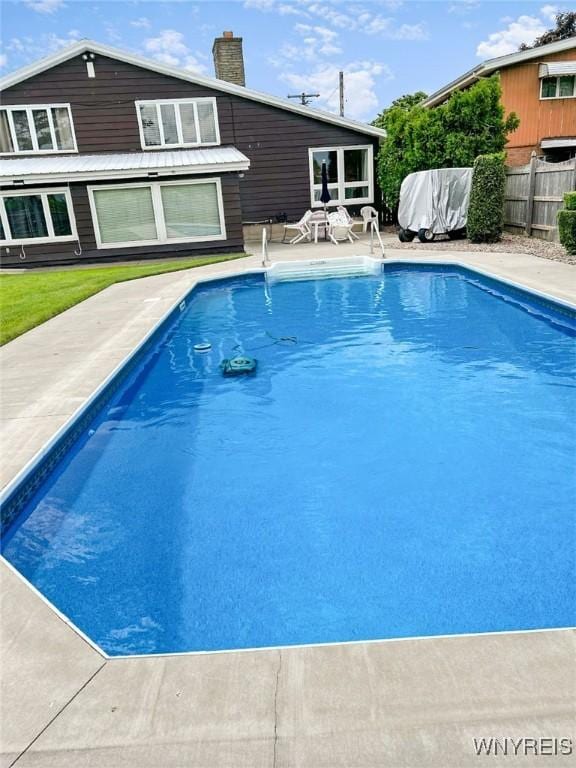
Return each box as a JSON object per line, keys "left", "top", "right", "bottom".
{"left": 2, "top": 54, "right": 380, "bottom": 224}
{"left": 0, "top": 173, "right": 243, "bottom": 268}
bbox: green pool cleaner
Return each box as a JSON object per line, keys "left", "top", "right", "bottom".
{"left": 220, "top": 356, "right": 257, "bottom": 377}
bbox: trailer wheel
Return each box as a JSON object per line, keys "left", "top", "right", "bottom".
{"left": 398, "top": 228, "right": 415, "bottom": 242}
{"left": 418, "top": 228, "right": 435, "bottom": 243}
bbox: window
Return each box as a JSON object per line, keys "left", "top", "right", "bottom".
{"left": 309, "top": 145, "right": 373, "bottom": 206}
{"left": 88, "top": 179, "right": 226, "bottom": 248}
{"left": 0, "top": 105, "right": 76, "bottom": 154}
{"left": 540, "top": 75, "right": 576, "bottom": 99}
{"left": 0, "top": 189, "right": 76, "bottom": 244}
{"left": 135, "top": 99, "right": 220, "bottom": 149}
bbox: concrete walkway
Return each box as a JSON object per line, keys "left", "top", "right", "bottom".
{"left": 1, "top": 237, "right": 575, "bottom": 767}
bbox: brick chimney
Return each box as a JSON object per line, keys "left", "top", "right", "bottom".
{"left": 212, "top": 31, "right": 245, "bottom": 87}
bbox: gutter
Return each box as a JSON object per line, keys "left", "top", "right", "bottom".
{"left": 0, "top": 161, "right": 251, "bottom": 186}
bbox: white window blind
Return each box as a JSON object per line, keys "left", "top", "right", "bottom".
{"left": 161, "top": 183, "right": 222, "bottom": 239}
{"left": 180, "top": 103, "right": 198, "bottom": 144}
{"left": 92, "top": 187, "right": 158, "bottom": 244}
{"left": 160, "top": 103, "right": 179, "bottom": 144}
{"left": 0, "top": 104, "right": 76, "bottom": 154}
{"left": 197, "top": 102, "right": 218, "bottom": 144}
{"left": 136, "top": 99, "right": 220, "bottom": 149}
{"left": 89, "top": 180, "right": 225, "bottom": 248}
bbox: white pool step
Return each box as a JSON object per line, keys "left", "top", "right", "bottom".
{"left": 266, "top": 256, "right": 382, "bottom": 283}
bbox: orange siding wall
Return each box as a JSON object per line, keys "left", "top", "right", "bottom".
{"left": 501, "top": 47, "right": 576, "bottom": 162}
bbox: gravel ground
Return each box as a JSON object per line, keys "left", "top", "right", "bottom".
{"left": 382, "top": 228, "right": 575, "bottom": 265}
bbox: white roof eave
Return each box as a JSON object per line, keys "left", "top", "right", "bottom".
{"left": 0, "top": 40, "right": 387, "bottom": 140}
{"left": 422, "top": 37, "right": 576, "bottom": 107}
{"left": 0, "top": 147, "right": 250, "bottom": 185}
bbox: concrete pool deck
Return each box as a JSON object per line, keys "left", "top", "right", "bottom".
{"left": 1, "top": 236, "right": 575, "bottom": 766}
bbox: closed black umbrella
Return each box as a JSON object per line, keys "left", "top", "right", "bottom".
{"left": 320, "top": 160, "right": 331, "bottom": 238}
{"left": 320, "top": 160, "right": 331, "bottom": 207}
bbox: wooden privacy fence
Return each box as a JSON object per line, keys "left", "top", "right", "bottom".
{"left": 505, "top": 156, "right": 576, "bottom": 241}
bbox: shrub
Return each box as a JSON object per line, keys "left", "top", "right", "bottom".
{"left": 563, "top": 190, "right": 576, "bottom": 211}
{"left": 374, "top": 76, "right": 519, "bottom": 212}
{"left": 466, "top": 153, "right": 506, "bottom": 243}
{"left": 558, "top": 210, "right": 576, "bottom": 255}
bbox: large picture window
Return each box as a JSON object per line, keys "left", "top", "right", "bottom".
{"left": 135, "top": 98, "right": 220, "bottom": 149}
{"left": 0, "top": 188, "right": 76, "bottom": 244}
{"left": 0, "top": 105, "right": 76, "bottom": 155}
{"left": 88, "top": 179, "right": 226, "bottom": 248}
{"left": 309, "top": 145, "right": 373, "bottom": 206}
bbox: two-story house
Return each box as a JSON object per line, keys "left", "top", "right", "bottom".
{"left": 422, "top": 37, "right": 576, "bottom": 166}
{"left": 0, "top": 35, "right": 385, "bottom": 268}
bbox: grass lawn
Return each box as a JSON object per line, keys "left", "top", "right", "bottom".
{"left": 0, "top": 254, "right": 245, "bottom": 346}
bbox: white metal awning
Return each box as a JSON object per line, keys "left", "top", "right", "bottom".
{"left": 539, "top": 61, "right": 576, "bottom": 77}
{"left": 0, "top": 147, "right": 250, "bottom": 185}
{"left": 541, "top": 137, "right": 576, "bottom": 148}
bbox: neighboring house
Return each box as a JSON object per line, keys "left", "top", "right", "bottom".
{"left": 422, "top": 38, "right": 576, "bottom": 166}
{"left": 0, "top": 35, "right": 385, "bottom": 268}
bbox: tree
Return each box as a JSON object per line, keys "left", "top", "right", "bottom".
{"left": 372, "top": 91, "right": 428, "bottom": 130}
{"left": 519, "top": 11, "right": 576, "bottom": 49}
{"left": 375, "top": 76, "right": 519, "bottom": 211}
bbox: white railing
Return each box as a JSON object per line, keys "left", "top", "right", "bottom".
{"left": 369, "top": 219, "right": 385, "bottom": 259}
{"left": 261, "top": 226, "right": 270, "bottom": 267}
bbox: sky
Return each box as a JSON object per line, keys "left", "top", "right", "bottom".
{"left": 0, "top": 0, "right": 567, "bottom": 121}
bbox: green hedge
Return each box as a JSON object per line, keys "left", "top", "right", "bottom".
{"left": 466, "top": 152, "right": 506, "bottom": 243}
{"left": 558, "top": 210, "right": 576, "bottom": 255}
{"left": 563, "top": 190, "right": 576, "bottom": 211}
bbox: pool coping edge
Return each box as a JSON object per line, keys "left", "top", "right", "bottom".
{"left": 1, "top": 255, "right": 575, "bottom": 661}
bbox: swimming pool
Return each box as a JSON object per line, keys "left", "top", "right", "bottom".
{"left": 2, "top": 264, "right": 575, "bottom": 656}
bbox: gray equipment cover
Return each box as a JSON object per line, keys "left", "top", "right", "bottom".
{"left": 398, "top": 168, "right": 473, "bottom": 234}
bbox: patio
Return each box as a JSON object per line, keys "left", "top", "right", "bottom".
{"left": 1, "top": 243, "right": 575, "bottom": 767}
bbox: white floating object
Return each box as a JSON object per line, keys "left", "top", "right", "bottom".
{"left": 193, "top": 342, "right": 212, "bottom": 353}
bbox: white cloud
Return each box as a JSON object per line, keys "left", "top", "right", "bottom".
{"left": 540, "top": 4, "right": 557, "bottom": 22}
{"left": 0, "top": 30, "right": 82, "bottom": 70}
{"left": 448, "top": 0, "right": 480, "bottom": 15}
{"left": 0, "top": 53, "right": 7, "bottom": 68}
{"left": 476, "top": 12, "right": 548, "bottom": 58}
{"left": 130, "top": 17, "right": 152, "bottom": 30}
{"left": 269, "top": 23, "right": 342, "bottom": 66}
{"left": 143, "top": 30, "right": 208, "bottom": 74}
{"left": 44, "top": 30, "right": 82, "bottom": 52}
{"left": 23, "top": 0, "right": 65, "bottom": 14}
{"left": 104, "top": 23, "right": 122, "bottom": 43}
{"left": 245, "top": 0, "right": 427, "bottom": 39}
{"left": 280, "top": 60, "right": 393, "bottom": 120}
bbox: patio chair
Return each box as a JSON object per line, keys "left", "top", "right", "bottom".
{"left": 360, "top": 206, "right": 379, "bottom": 233}
{"left": 327, "top": 211, "right": 355, "bottom": 245}
{"left": 282, "top": 210, "right": 313, "bottom": 244}
{"left": 336, "top": 206, "right": 360, "bottom": 240}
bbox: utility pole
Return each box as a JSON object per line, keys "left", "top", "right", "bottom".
{"left": 339, "top": 71, "right": 344, "bottom": 116}
{"left": 287, "top": 92, "right": 320, "bottom": 106}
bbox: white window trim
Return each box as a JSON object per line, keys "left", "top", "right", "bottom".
{"left": 539, "top": 75, "right": 576, "bottom": 100}
{"left": 0, "top": 187, "right": 77, "bottom": 245}
{"left": 135, "top": 97, "right": 221, "bottom": 150}
{"left": 87, "top": 177, "right": 227, "bottom": 249}
{"left": 0, "top": 104, "right": 78, "bottom": 156}
{"left": 308, "top": 144, "right": 374, "bottom": 208}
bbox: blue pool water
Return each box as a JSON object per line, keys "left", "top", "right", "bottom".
{"left": 2, "top": 266, "right": 575, "bottom": 655}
